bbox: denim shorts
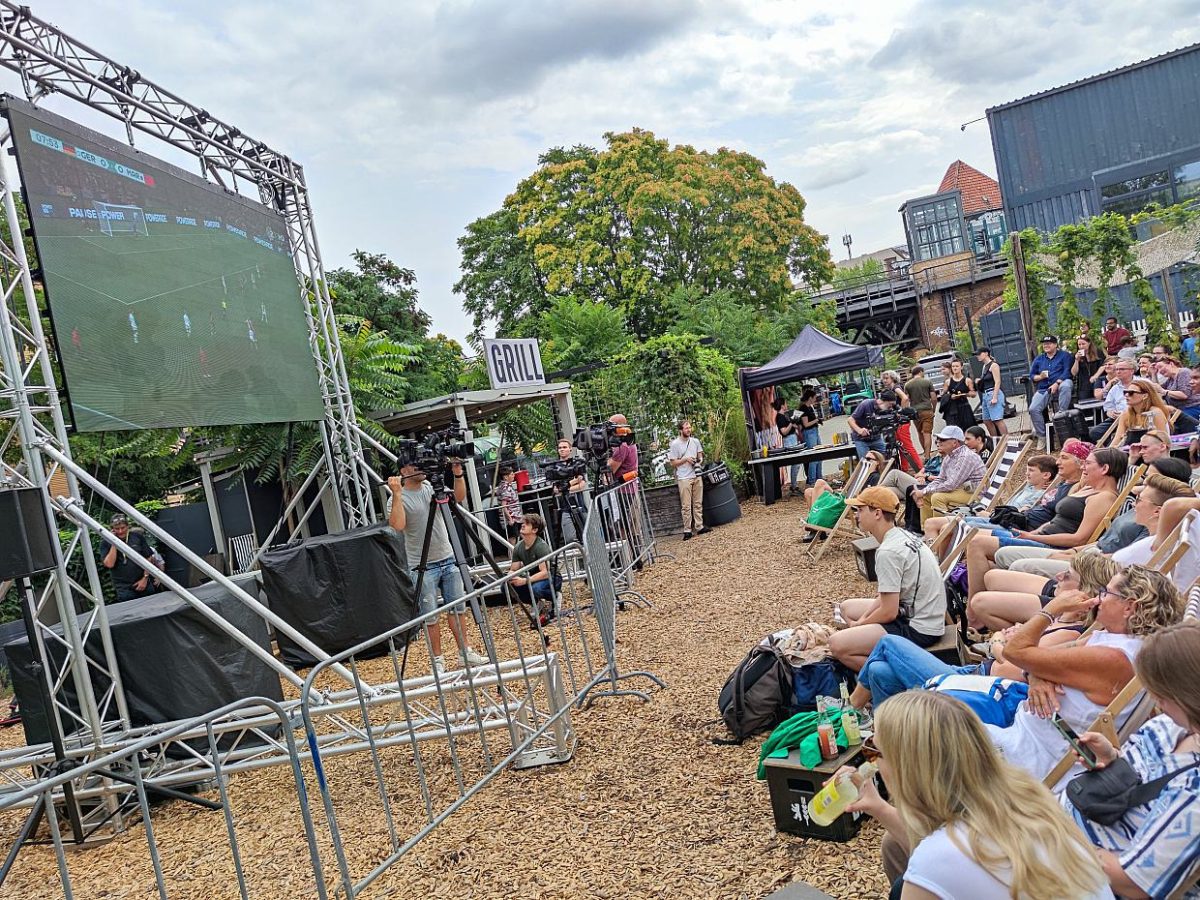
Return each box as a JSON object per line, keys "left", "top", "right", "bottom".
{"left": 409, "top": 556, "right": 466, "bottom": 616}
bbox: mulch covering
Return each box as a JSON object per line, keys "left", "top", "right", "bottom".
{"left": 0, "top": 497, "right": 890, "bottom": 899}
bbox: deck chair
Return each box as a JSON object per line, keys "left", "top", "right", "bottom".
{"left": 804, "top": 455, "right": 890, "bottom": 561}
{"left": 1088, "top": 464, "right": 1147, "bottom": 543}
{"left": 956, "top": 437, "right": 1030, "bottom": 516}
{"left": 1147, "top": 509, "right": 1200, "bottom": 583}
{"left": 1093, "top": 418, "right": 1118, "bottom": 448}
{"left": 929, "top": 523, "right": 978, "bottom": 664}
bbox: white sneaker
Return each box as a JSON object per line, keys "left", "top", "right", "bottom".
{"left": 460, "top": 647, "right": 489, "bottom": 667}
{"left": 433, "top": 655, "right": 448, "bottom": 677}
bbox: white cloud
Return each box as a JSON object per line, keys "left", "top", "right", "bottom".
{"left": 7, "top": 1, "right": 1200, "bottom": 342}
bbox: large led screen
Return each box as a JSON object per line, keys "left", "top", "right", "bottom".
{"left": 2, "top": 96, "right": 324, "bottom": 432}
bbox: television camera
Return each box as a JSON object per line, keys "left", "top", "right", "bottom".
{"left": 397, "top": 428, "right": 476, "bottom": 491}
{"left": 542, "top": 456, "right": 588, "bottom": 487}
{"left": 573, "top": 420, "right": 635, "bottom": 459}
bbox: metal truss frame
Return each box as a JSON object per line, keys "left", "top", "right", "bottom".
{"left": 0, "top": 0, "right": 375, "bottom": 839}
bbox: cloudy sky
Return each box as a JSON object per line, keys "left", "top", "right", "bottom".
{"left": 8, "top": 1, "right": 1200, "bottom": 344}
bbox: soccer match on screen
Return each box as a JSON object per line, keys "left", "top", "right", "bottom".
{"left": 4, "top": 99, "right": 323, "bottom": 432}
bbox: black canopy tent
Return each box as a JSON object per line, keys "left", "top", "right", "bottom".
{"left": 739, "top": 325, "right": 884, "bottom": 390}
{"left": 740, "top": 327, "right": 885, "bottom": 500}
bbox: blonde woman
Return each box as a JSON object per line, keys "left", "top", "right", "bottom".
{"left": 1112, "top": 378, "right": 1171, "bottom": 446}
{"left": 843, "top": 692, "right": 1114, "bottom": 898}
{"left": 995, "top": 564, "right": 1183, "bottom": 788}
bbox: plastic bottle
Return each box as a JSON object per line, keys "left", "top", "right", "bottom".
{"left": 809, "top": 761, "right": 879, "bottom": 827}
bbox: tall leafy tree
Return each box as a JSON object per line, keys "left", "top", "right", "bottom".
{"left": 456, "top": 129, "right": 833, "bottom": 341}
{"left": 327, "top": 250, "right": 430, "bottom": 340}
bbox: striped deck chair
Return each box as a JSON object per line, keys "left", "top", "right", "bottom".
{"left": 804, "top": 455, "right": 891, "bottom": 561}
{"left": 956, "top": 437, "right": 1030, "bottom": 516}
{"left": 927, "top": 523, "right": 977, "bottom": 664}
{"left": 1088, "top": 464, "right": 1147, "bottom": 542}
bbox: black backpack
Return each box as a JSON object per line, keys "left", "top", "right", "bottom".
{"left": 717, "top": 640, "right": 795, "bottom": 742}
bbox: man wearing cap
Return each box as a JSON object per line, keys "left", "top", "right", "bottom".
{"left": 100, "top": 514, "right": 158, "bottom": 603}
{"left": 878, "top": 425, "right": 986, "bottom": 528}
{"left": 1028, "top": 335, "right": 1074, "bottom": 450}
{"left": 828, "top": 486, "right": 946, "bottom": 671}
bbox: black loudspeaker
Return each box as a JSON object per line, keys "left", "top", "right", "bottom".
{"left": 0, "top": 488, "right": 57, "bottom": 580}
{"left": 851, "top": 535, "right": 879, "bottom": 582}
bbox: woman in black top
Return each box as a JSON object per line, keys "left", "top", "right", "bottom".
{"left": 1072, "top": 334, "right": 1103, "bottom": 403}
{"left": 942, "top": 358, "right": 976, "bottom": 432}
{"left": 975, "top": 347, "right": 1007, "bottom": 437}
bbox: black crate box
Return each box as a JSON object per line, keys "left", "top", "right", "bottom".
{"left": 763, "top": 743, "right": 867, "bottom": 841}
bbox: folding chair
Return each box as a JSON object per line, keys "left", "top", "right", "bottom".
{"left": 1146, "top": 509, "right": 1200, "bottom": 581}
{"left": 1088, "top": 464, "right": 1146, "bottom": 543}
{"left": 804, "top": 455, "right": 890, "bottom": 562}
{"left": 929, "top": 522, "right": 978, "bottom": 664}
{"left": 1041, "top": 674, "right": 1155, "bottom": 790}
{"left": 957, "top": 437, "right": 1030, "bottom": 516}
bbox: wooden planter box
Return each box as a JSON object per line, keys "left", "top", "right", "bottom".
{"left": 644, "top": 482, "right": 684, "bottom": 536}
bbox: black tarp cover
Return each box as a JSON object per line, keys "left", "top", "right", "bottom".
{"left": 259, "top": 523, "right": 418, "bottom": 669}
{"left": 739, "top": 325, "right": 885, "bottom": 390}
{"left": 4, "top": 578, "right": 282, "bottom": 748}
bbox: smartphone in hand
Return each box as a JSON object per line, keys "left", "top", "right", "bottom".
{"left": 1052, "top": 712, "right": 1098, "bottom": 769}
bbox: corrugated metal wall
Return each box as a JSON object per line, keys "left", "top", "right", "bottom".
{"left": 988, "top": 47, "right": 1200, "bottom": 232}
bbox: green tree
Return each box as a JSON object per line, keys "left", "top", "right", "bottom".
{"left": 457, "top": 129, "right": 832, "bottom": 341}
{"left": 327, "top": 250, "right": 430, "bottom": 340}
{"left": 1002, "top": 228, "right": 1050, "bottom": 340}
{"left": 533, "top": 295, "right": 633, "bottom": 373}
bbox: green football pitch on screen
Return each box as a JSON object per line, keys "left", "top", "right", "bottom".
{"left": 3, "top": 96, "right": 325, "bottom": 432}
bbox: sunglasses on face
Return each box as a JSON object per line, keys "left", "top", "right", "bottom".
{"left": 1124, "top": 389, "right": 1144, "bottom": 396}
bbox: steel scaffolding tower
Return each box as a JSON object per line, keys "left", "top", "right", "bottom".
{"left": 0, "top": 0, "right": 374, "bottom": 839}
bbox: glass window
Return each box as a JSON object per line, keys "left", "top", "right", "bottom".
{"left": 1174, "top": 160, "right": 1200, "bottom": 202}
{"left": 1101, "top": 188, "right": 1173, "bottom": 217}
{"left": 1101, "top": 171, "right": 1170, "bottom": 199}
{"left": 909, "top": 196, "right": 966, "bottom": 261}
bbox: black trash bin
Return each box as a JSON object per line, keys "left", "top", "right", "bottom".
{"left": 701, "top": 463, "right": 742, "bottom": 527}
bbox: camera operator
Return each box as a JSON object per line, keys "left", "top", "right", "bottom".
{"left": 606, "top": 413, "right": 644, "bottom": 562}
{"left": 387, "top": 459, "right": 488, "bottom": 676}
{"left": 550, "top": 437, "right": 587, "bottom": 545}
{"left": 668, "top": 418, "right": 709, "bottom": 540}
{"left": 848, "top": 390, "right": 897, "bottom": 460}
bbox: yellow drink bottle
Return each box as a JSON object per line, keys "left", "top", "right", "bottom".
{"left": 808, "top": 762, "right": 878, "bottom": 827}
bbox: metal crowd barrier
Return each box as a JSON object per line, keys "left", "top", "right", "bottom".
{"left": 1, "top": 499, "right": 666, "bottom": 898}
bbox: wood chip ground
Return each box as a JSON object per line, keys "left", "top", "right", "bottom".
{"left": 0, "top": 497, "right": 891, "bottom": 899}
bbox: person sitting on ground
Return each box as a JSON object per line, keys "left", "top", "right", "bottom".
{"left": 964, "top": 444, "right": 1124, "bottom": 600}
{"left": 922, "top": 453, "right": 1060, "bottom": 543}
{"left": 1067, "top": 620, "right": 1200, "bottom": 900}
{"left": 996, "top": 460, "right": 1194, "bottom": 582}
{"left": 507, "top": 512, "right": 557, "bottom": 625}
{"left": 1112, "top": 378, "right": 1172, "bottom": 447}
{"left": 843, "top": 691, "right": 1114, "bottom": 900}
{"left": 852, "top": 553, "right": 1118, "bottom": 711}
{"left": 827, "top": 487, "right": 946, "bottom": 671}
{"left": 970, "top": 474, "right": 1191, "bottom": 630}
{"left": 879, "top": 425, "right": 986, "bottom": 529}
{"left": 988, "top": 564, "right": 1182, "bottom": 788}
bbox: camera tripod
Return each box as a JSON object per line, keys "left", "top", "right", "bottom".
{"left": 395, "top": 473, "right": 547, "bottom": 683}
{"left": 877, "top": 425, "right": 924, "bottom": 474}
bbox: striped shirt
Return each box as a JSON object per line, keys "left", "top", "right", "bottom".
{"left": 1065, "top": 715, "right": 1200, "bottom": 898}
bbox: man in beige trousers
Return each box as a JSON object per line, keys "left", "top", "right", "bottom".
{"left": 668, "top": 419, "right": 709, "bottom": 540}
